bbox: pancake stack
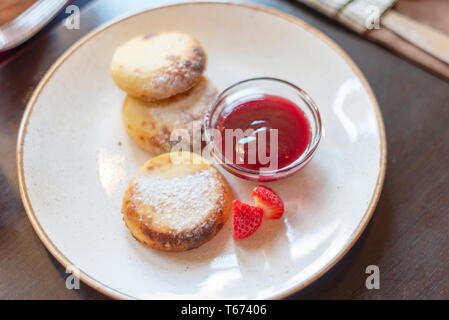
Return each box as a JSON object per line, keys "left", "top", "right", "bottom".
{"left": 111, "top": 32, "right": 230, "bottom": 252}
{"left": 111, "top": 32, "right": 217, "bottom": 155}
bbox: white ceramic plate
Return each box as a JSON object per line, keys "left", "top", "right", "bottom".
{"left": 17, "top": 2, "right": 386, "bottom": 299}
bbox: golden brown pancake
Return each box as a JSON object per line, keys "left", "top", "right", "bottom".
{"left": 121, "top": 152, "right": 232, "bottom": 252}
{"left": 122, "top": 76, "right": 217, "bottom": 155}
{"left": 111, "top": 32, "right": 206, "bottom": 100}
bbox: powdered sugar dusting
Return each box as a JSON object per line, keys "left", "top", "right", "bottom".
{"left": 145, "top": 60, "right": 200, "bottom": 98}
{"left": 132, "top": 168, "right": 221, "bottom": 232}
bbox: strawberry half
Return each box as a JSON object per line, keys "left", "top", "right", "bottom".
{"left": 233, "top": 200, "right": 263, "bottom": 239}
{"left": 252, "top": 185, "right": 284, "bottom": 219}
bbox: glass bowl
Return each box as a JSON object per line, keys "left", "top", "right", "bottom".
{"left": 203, "top": 77, "right": 322, "bottom": 182}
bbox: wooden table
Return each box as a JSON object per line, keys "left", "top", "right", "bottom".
{"left": 0, "top": 0, "right": 447, "bottom": 300}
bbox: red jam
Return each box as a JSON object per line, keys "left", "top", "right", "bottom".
{"left": 214, "top": 94, "right": 311, "bottom": 171}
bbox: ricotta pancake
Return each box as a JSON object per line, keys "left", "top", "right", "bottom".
{"left": 122, "top": 76, "right": 217, "bottom": 155}
{"left": 121, "top": 152, "right": 232, "bottom": 252}
{"left": 111, "top": 32, "right": 206, "bottom": 100}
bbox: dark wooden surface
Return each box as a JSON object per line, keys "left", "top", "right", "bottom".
{"left": 0, "top": 0, "right": 448, "bottom": 300}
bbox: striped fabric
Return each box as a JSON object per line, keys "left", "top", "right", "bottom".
{"left": 298, "top": 0, "right": 396, "bottom": 33}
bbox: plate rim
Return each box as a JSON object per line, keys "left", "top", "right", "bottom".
{"left": 16, "top": 1, "right": 387, "bottom": 300}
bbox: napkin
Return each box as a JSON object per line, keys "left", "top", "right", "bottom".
{"left": 366, "top": 0, "right": 449, "bottom": 80}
